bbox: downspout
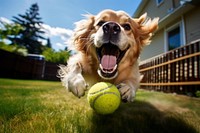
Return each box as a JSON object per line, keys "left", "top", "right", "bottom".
{"left": 181, "top": 15, "right": 186, "bottom": 45}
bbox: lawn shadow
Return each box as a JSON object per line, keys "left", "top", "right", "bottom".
{"left": 91, "top": 100, "right": 197, "bottom": 133}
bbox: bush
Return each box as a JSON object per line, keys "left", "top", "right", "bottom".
{"left": 0, "top": 42, "right": 28, "bottom": 56}
{"left": 42, "top": 48, "right": 70, "bottom": 64}
{"left": 195, "top": 91, "right": 200, "bottom": 98}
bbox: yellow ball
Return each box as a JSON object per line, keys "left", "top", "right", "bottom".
{"left": 87, "top": 82, "right": 121, "bottom": 115}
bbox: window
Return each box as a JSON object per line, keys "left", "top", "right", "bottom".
{"left": 165, "top": 21, "right": 185, "bottom": 51}
{"left": 156, "top": 0, "right": 164, "bottom": 6}
{"left": 168, "top": 27, "right": 181, "bottom": 50}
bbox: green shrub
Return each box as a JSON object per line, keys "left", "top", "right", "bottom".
{"left": 0, "top": 42, "right": 28, "bottom": 56}
{"left": 195, "top": 91, "right": 200, "bottom": 98}
{"left": 42, "top": 48, "right": 70, "bottom": 63}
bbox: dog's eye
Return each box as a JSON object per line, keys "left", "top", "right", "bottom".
{"left": 122, "top": 24, "right": 131, "bottom": 31}
{"left": 97, "top": 21, "right": 106, "bottom": 26}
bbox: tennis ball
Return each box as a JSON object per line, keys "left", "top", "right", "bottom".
{"left": 87, "top": 82, "right": 121, "bottom": 115}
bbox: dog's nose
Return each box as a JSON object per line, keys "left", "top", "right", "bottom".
{"left": 102, "top": 22, "right": 121, "bottom": 35}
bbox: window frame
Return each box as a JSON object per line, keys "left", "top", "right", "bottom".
{"left": 156, "top": 0, "right": 164, "bottom": 6}
{"left": 164, "top": 21, "right": 186, "bottom": 52}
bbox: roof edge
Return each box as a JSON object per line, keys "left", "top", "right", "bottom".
{"left": 133, "top": 0, "right": 149, "bottom": 17}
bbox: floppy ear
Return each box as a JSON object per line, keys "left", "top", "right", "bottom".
{"left": 72, "top": 15, "right": 95, "bottom": 52}
{"left": 133, "top": 13, "right": 147, "bottom": 24}
{"left": 134, "top": 13, "right": 159, "bottom": 46}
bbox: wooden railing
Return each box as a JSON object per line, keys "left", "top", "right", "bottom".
{"left": 139, "top": 39, "right": 200, "bottom": 95}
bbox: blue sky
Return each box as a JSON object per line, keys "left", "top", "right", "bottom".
{"left": 0, "top": 0, "right": 141, "bottom": 51}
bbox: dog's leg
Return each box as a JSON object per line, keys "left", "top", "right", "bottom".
{"left": 58, "top": 61, "right": 87, "bottom": 98}
{"left": 117, "top": 79, "right": 139, "bottom": 102}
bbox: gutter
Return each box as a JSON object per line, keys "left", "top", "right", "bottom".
{"left": 133, "top": 1, "right": 195, "bottom": 30}
{"left": 133, "top": 0, "right": 148, "bottom": 17}
{"left": 158, "top": 3, "right": 195, "bottom": 30}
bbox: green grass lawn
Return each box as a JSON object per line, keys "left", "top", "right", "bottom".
{"left": 0, "top": 78, "right": 200, "bottom": 133}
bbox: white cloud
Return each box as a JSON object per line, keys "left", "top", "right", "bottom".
{"left": 41, "top": 24, "right": 73, "bottom": 39}
{"left": 55, "top": 42, "right": 66, "bottom": 50}
{"left": 0, "top": 17, "right": 74, "bottom": 51}
{"left": 56, "top": 42, "right": 64, "bottom": 47}
{"left": 0, "top": 17, "right": 13, "bottom": 24}
{"left": 41, "top": 24, "right": 74, "bottom": 50}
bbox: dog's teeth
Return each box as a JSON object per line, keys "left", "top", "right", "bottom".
{"left": 113, "top": 64, "right": 117, "bottom": 71}
{"left": 100, "top": 64, "right": 103, "bottom": 70}
{"left": 99, "top": 64, "right": 118, "bottom": 74}
{"left": 108, "top": 65, "right": 117, "bottom": 73}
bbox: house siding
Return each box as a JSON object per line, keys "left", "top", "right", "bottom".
{"left": 139, "top": 0, "right": 173, "bottom": 20}
{"left": 139, "top": 0, "right": 174, "bottom": 61}
{"left": 184, "top": 7, "right": 200, "bottom": 43}
{"left": 140, "top": 30, "right": 164, "bottom": 61}
{"left": 135, "top": 0, "right": 200, "bottom": 61}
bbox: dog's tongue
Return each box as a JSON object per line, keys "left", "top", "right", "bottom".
{"left": 101, "top": 55, "right": 117, "bottom": 69}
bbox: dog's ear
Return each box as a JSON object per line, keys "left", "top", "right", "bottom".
{"left": 133, "top": 13, "right": 159, "bottom": 46}
{"left": 72, "top": 15, "right": 95, "bottom": 53}
{"left": 133, "top": 13, "right": 147, "bottom": 25}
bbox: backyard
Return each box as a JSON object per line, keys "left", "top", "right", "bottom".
{"left": 0, "top": 78, "right": 200, "bottom": 133}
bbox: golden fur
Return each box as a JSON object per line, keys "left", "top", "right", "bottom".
{"left": 58, "top": 9, "right": 159, "bottom": 102}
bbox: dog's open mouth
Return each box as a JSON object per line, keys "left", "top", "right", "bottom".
{"left": 96, "top": 43, "right": 129, "bottom": 79}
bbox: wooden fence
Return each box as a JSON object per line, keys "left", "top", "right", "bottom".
{"left": 0, "top": 49, "right": 60, "bottom": 81}
{"left": 139, "top": 40, "right": 200, "bottom": 95}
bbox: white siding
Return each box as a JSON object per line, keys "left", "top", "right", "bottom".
{"left": 184, "top": 7, "right": 200, "bottom": 43}
{"left": 140, "top": 30, "right": 164, "bottom": 61}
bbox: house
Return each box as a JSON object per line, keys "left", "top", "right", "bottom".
{"left": 133, "top": 0, "right": 200, "bottom": 95}
{"left": 133, "top": 0, "right": 200, "bottom": 61}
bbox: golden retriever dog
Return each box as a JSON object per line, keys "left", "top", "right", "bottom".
{"left": 58, "top": 9, "right": 159, "bottom": 102}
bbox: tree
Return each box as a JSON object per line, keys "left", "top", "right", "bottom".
{"left": 10, "top": 3, "right": 46, "bottom": 54}
{"left": 0, "top": 22, "right": 27, "bottom": 56}
{"left": 46, "top": 38, "right": 52, "bottom": 48}
{"left": 0, "top": 21, "right": 22, "bottom": 40}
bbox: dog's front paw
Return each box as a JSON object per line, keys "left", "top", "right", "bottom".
{"left": 68, "top": 73, "right": 88, "bottom": 98}
{"left": 117, "top": 83, "right": 136, "bottom": 102}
